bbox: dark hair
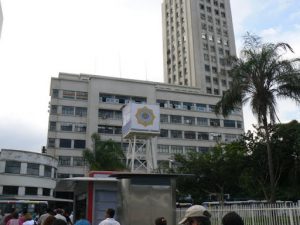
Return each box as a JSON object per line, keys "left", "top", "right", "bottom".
{"left": 53, "top": 219, "right": 67, "bottom": 225}
{"left": 12, "top": 212, "right": 19, "bottom": 219}
{"left": 56, "top": 209, "right": 64, "bottom": 215}
{"left": 155, "top": 217, "right": 167, "bottom": 225}
{"left": 44, "top": 216, "right": 56, "bottom": 225}
{"left": 46, "top": 208, "right": 54, "bottom": 214}
{"left": 106, "top": 209, "right": 115, "bottom": 218}
{"left": 222, "top": 212, "right": 244, "bottom": 225}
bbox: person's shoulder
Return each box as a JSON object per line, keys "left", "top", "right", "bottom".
{"left": 98, "top": 220, "right": 105, "bottom": 225}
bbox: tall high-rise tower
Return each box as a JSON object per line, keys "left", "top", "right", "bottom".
{"left": 162, "top": 0, "right": 236, "bottom": 95}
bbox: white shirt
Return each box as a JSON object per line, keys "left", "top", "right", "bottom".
{"left": 98, "top": 218, "right": 120, "bottom": 225}
{"left": 23, "top": 220, "right": 35, "bottom": 225}
{"left": 55, "top": 214, "right": 67, "bottom": 223}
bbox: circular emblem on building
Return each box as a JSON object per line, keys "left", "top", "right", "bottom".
{"left": 135, "top": 106, "right": 156, "bottom": 127}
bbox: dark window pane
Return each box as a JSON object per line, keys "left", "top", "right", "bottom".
{"left": 224, "top": 120, "right": 236, "bottom": 128}
{"left": 44, "top": 166, "right": 52, "bottom": 178}
{"left": 59, "top": 139, "right": 72, "bottom": 148}
{"left": 3, "top": 186, "right": 18, "bottom": 195}
{"left": 75, "top": 107, "right": 87, "bottom": 117}
{"left": 57, "top": 173, "right": 70, "bottom": 178}
{"left": 74, "top": 140, "right": 86, "bottom": 149}
{"left": 160, "top": 129, "right": 169, "bottom": 138}
{"left": 5, "top": 161, "right": 21, "bottom": 174}
{"left": 27, "top": 163, "right": 40, "bottom": 176}
{"left": 25, "top": 187, "right": 38, "bottom": 195}
{"left": 43, "top": 188, "right": 51, "bottom": 196}
{"left": 58, "top": 156, "right": 71, "bottom": 166}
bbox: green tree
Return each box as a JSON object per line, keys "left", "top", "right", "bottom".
{"left": 271, "top": 120, "right": 300, "bottom": 199}
{"left": 82, "top": 133, "right": 127, "bottom": 171}
{"left": 174, "top": 142, "right": 247, "bottom": 203}
{"left": 215, "top": 33, "right": 300, "bottom": 202}
{"left": 240, "top": 121, "right": 300, "bottom": 200}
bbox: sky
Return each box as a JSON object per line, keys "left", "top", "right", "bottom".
{"left": 0, "top": 0, "right": 299, "bottom": 152}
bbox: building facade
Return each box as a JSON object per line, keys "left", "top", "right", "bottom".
{"left": 0, "top": 149, "right": 57, "bottom": 199}
{"left": 162, "top": 0, "right": 236, "bottom": 94}
{"left": 47, "top": 73, "right": 243, "bottom": 177}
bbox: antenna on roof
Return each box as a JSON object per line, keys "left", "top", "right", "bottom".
{"left": 145, "top": 59, "right": 148, "bottom": 81}
{"left": 118, "top": 50, "right": 122, "bottom": 78}
{"left": 94, "top": 56, "right": 97, "bottom": 75}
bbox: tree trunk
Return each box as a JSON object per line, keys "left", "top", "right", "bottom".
{"left": 263, "top": 119, "right": 276, "bottom": 203}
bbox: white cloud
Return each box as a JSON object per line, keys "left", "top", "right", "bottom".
{"left": 260, "top": 27, "right": 281, "bottom": 38}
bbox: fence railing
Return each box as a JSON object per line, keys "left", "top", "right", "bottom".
{"left": 176, "top": 203, "right": 300, "bottom": 225}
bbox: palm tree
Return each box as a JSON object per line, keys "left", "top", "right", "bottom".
{"left": 82, "top": 133, "right": 127, "bottom": 171}
{"left": 215, "top": 33, "right": 300, "bottom": 202}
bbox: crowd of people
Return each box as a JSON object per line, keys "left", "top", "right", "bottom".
{"left": 0, "top": 208, "right": 75, "bottom": 225}
{"left": 1, "top": 206, "right": 244, "bottom": 225}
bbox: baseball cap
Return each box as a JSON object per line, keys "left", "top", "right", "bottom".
{"left": 178, "top": 205, "right": 210, "bottom": 224}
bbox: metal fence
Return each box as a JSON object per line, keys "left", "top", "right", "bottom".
{"left": 176, "top": 203, "right": 300, "bottom": 225}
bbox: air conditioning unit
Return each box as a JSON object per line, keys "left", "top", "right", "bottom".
{"left": 106, "top": 98, "right": 114, "bottom": 103}
{"left": 185, "top": 119, "right": 192, "bottom": 124}
{"left": 114, "top": 99, "right": 119, "bottom": 103}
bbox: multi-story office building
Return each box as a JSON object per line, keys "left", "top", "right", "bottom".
{"left": 47, "top": 73, "right": 243, "bottom": 177}
{"left": 162, "top": 0, "right": 236, "bottom": 94}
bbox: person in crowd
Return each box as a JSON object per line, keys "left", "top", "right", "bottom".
{"left": 19, "top": 209, "right": 28, "bottom": 225}
{"left": 54, "top": 210, "right": 66, "bottom": 223}
{"left": 38, "top": 209, "right": 54, "bottom": 225}
{"left": 42, "top": 216, "right": 55, "bottom": 225}
{"left": 52, "top": 220, "right": 66, "bottom": 225}
{"left": 98, "top": 209, "right": 120, "bottom": 225}
{"left": 22, "top": 213, "right": 34, "bottom": 225}
{"left": 222, "top": 212, "right": 244, "bottom": 225}
{"left": 178, "top": 205, "right": 211, "bottom": 225}
{"left": 155, "top": 217, "right": 167, "bottom": 225}
{"left": 63, "top": 210, "right": 72, "bottom": 225}
{"left": 2, "top": 208, "right": 16, "bottom": 225}
{"left": 6, "top": 212, "right": 19, "bottom": 225}
{"left": 74, "top": 219, "right": 89, "bottom": 225}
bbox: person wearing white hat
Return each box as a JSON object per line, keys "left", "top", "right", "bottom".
{"left": 178, "top": 205, "right": 211, "bottom": 225}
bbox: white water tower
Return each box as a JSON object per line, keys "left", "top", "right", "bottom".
{"left": 122, "top": 103, "right": 160, "bottom": 173}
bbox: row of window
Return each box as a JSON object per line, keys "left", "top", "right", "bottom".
{"left": 96, "top": 124, "right": 239, "bottom": 143}
{"left": 200, "top": 0, "right": 225, "bottom": 9}
{"left": 58, "top": 156, "right": 86, "bottom": 167}
{"left": 203, "top": 44, "right": 230, "bottom": 58}
{"left": 99, "top": 94, "right": 147, "bottom": 104}
{"left": 157, "top": 99, "right": 242, "bottom": 115}
{"left": 57, "top": 173, "right": 84, "bottom": 178}
{"left": 161, "top": 114, "right": 242, "bottom": 128}
{"left": 158, "top": 144, "right": 210, "bottom": 154}
{"left": 200, "top": 12, "right": 227, "bottom": 27}
{"left": 50, "top": 105, "right": 87, "bottom": 117}
{"left": 160, "top": 129, "right": 239, "bottom": 142}
{"left": 48, "top": 138, "right": 86, "bottom": 149}
{"left": 199, "top": 4, "right": 226, "bottom": 18}
{"left": 206, "top": 76, "right": 228, "bottom": 86}
{"left": 52, "top": 89, "right": 88, "bottom": 101}
{"left": 201, "top": 33, "right": 229, "bottom": 47}
{"left": 4, "top": 161, "right": 55, "bottom": 178}
{"left": 49, "top": 121, "right": 87, "bottom": 133}
{"left": 202, "top": 23, "right": 228, "bottom": 37}
{"left": 2, "top": 186, "right": 51, "bottom": 196}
